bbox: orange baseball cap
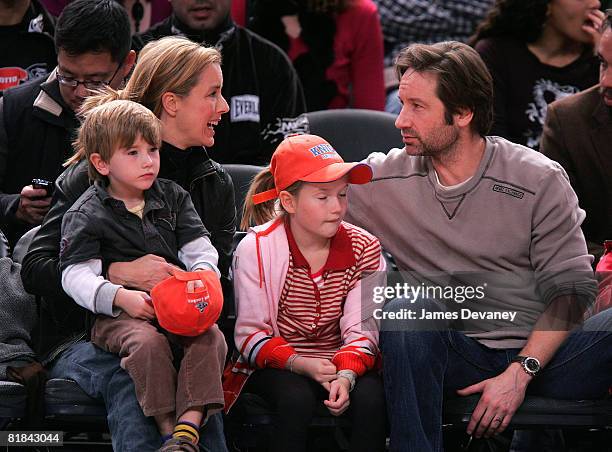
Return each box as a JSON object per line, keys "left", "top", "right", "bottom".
{"left": 150, "top": 270, "right": 223, "bottom": 337}
{"left": 252, "top": 134, "right": 373, "bottom": 205}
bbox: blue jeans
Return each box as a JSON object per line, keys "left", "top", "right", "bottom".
{"left": 380, "top": 298, "right": 612, "bottom": 452}
{"left": 47, "top": 340, "right": 228, "bottom": 452}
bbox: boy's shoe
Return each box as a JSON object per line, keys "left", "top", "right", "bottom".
{"left": 157, "top": 437, "right": 199, "bottom": 452}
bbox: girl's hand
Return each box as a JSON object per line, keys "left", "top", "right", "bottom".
{"left": 583, "top": 9, "right": 605, "bottom": 48}
{"left": 292, "top": 357, "right": 337, "bottom": 388}
{"left": 113, "top": 288, "right": 155, "bottom": 320}
{"left": 324, "top": 378, "right": 351, "bottom": 416}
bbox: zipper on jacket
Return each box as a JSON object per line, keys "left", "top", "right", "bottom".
{"left": 41, "top": 331, "right": 86, "bottom": 367}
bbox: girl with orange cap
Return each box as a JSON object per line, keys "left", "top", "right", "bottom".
{"left": 223, "top": 134, "right": 387, "bottom": 452}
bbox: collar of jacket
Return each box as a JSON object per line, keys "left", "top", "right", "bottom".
{"left": 249, "top": 216, "right": 356, "bottom": 287}
{"left": 284, "top": 217, "right": 356, "bottom": 272}
{"left": 161, "top": 141, "right": 218, "bottom": 178}
{"left": 169, "top": 13, "right": 236, "bottom": 49}
{"left": 592, "top": 87, "right": 612, "bottom": 128}
{"left": 32, "top": 70, "right": 77, "bottom": 128}
{"left": 93, "top": 178, "right": 165, "bottom": 213}
{"left": 250, "top": 218, "right": 284, "bottom": 287}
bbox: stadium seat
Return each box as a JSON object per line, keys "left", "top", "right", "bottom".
{"left": 305, "top": 109, "right": 401, "bottom": 161}
{"left": 223, "top": 164, "right": 265, "bottom": 230}
{"left": 0, "top": 381, "right": 27, "bottom": 429}
{"left": 11, "top": 226, "right": 39, "bottom": 264}
{"left": 226, "top": 393, "right": 352, "bottom": 451}
{"left": 444, "top": 394, "right": 612, "bottom": 428}
{"left": 44, "top": 378, "right": 107, "bottom": 428}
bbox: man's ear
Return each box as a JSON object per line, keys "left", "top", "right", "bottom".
{"left": 279, "top": 190, "right": 296, "bottom": 214}
{"left": 454, "top": 108, "right": 475, "bottom": 129}
{"left": 121, "top": 50, "right": 137, "bottom": 79}
{"left": 161, "top": 92, "right": 179, "bottom": 118}
{"left": 90, "top": 153, "right": 110, "bottom": 176}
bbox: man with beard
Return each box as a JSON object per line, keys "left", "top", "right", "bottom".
{"left": 133, "top": 0, "right": 306, "bottom": 165}
{"left": 345, "top": 41, "right": 610, "bottom": 451}
{"left": 541, "top": 11, "right": 612, "bottom": 262}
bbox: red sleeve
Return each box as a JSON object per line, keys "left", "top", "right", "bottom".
{"left": 332, "top": 343, "right": 376, "bottom": 375}
{"left": 255, "top": 336, "right": 298, "bottom": 369}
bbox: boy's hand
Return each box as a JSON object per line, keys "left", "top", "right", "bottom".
{"left": 324, "top": 377, "right": 351, "bottom": 416}
{"left": 113, "top": 288, "right": 155, "bottom": 320}
{"left": 291, "top": 357, "right": 336, "bottom": 389}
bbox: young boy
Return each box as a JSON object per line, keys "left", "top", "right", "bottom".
{"left": 59, "top": 98, "right": 226, "bottom": 452}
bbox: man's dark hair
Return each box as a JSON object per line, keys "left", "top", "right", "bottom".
{"left": 55, "top": 0, "right": 131, "bottom": 63}
{"left": 395, "top": 41, "right": 494, "bottom": 137}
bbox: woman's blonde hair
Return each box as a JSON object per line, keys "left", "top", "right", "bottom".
{"left": 123, "top": 36, "right": 222, "bottom": 118}
{"left": 66, "top": 36, "right": 222, "bottom": 167}
{"left": 240, "top": 169, "right": 303, "bottom": 230}
{"left": 70, "top": 99, "right": 162, "bottom": 181}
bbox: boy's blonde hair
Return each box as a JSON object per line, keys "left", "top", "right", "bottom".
{"left": 71, "top": 99, "right": 161, "bottom": 181}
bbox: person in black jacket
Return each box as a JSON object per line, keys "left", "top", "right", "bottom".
{"left": 133, "top": 0, "right": 307, "bottom": 165}
{"left": 0, "top": 0, "right": 136, "bottom": 249}
{"left": 21, "top": 36, "right": 235, "bottom": 452}
{"left": 0, "top": 0, "right": 56, "bottom": 93}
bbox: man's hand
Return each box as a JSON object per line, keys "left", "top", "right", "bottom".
{"left": 457, "top": 363, "right": 532, "bottom": 438}
{"left": 324, "top": 377, "right": 351, "bottom": 416}
{"left": 113, "top": 288, "right": 155, "bottom": 320}
{"left": 108, "top": 254, "right": 179, "bottom": 291}
{"left": 15, "top": 185, "right": 51, "bottom": 224}
{"left": 291, "top": 357, "right": 337, "bottom": 390}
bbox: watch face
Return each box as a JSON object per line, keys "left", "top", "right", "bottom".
{"left": 524, "top": 357, "right": 540, "bottom": 373}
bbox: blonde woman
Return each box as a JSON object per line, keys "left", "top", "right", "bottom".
{"left": 21, "top": 36, "right": 235, "bottom": 452}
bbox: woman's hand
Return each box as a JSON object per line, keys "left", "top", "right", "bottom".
{"left": 324, "top": 377, "right": 351, "bottom": 416}
{"left": 113, "top": 288, "right": 155, "bottom": 320}
{"left": 291, "top": 357, "right": 337, "bottom": 389}
{"left": 108, "top": 254, "right": 179, "bottom": 291}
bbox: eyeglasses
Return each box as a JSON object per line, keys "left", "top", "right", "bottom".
{"left": 56, "top": 64, "right": 122, "bottom": 90}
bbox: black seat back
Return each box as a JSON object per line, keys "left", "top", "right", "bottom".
{"left": 223, "top": 164, "right": 265, "bottom": 231}
{"left": 305, "top": 109, "right": 401, "bottom": 161}
{"left": 11, "top": 226, "right": 40, "bottom": 264}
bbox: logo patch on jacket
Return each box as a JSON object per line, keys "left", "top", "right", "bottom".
{"left": 492, "top": 184, "right": 524, "bottom": 199}
{"left": 231, "top": 95, "right": 260, "bottom": 123}
{"left": 0, "top": 67, "right": 28, "bottom": 91}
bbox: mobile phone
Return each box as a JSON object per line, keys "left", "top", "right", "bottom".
{"left": 31, "top": 178, "right": 55, "bottom": 197}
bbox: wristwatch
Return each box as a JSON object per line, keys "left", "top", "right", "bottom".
{"left": 511, "top": 355, "right": 541, "bottom": 377}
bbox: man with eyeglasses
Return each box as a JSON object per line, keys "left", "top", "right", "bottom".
{"left": 0, "top": 0, "right": 136, "bottom": 248}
